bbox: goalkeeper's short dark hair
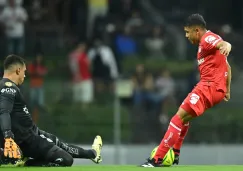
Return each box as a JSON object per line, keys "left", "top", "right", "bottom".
{"left": 185, "top": 13, "right": 206, "bottom": 28}
{"left": 4, "top": 54, "right": 25, "bottom": 70}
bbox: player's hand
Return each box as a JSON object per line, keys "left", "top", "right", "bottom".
{"left": 219, "top": 43, "right": 231, "bottom": 56}
{"left": 224, "top": 92, "right": 230, "bottom": 102}
{"left": 4, "top": 138, "right": 22, "bottom": 159}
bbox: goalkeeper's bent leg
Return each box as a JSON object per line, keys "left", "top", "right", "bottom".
{"left": 59, "top": 142, "right": 96, "bottom": 159}
{"left": 38, "top": 129, "right": 96, "bottom": 159}
{"left": 24, "top": 146, "right": 73, "bottom": 167}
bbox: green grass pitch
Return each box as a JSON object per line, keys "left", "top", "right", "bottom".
{"left": 1, "top": 165, "right": 243, "bottom": 171}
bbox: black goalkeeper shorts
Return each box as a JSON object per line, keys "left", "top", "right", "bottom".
{"left": 19, "top": 133, "right": 56, "bottom": 160}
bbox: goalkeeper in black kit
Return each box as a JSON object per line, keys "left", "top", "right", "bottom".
{"left": 0, "top": 55, "right": 102, "bottom": 167}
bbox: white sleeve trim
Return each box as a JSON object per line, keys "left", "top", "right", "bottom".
{"left": 212, "top": 38, "right": 222, "bottom": 46}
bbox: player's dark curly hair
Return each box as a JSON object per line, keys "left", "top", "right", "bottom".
{"left": 4, "top": 54, "right": 25, "bottom": 70}
{"left": 185, "top": 13, "right": 206, "bottom": 28}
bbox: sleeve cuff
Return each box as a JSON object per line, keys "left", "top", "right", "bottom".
{"left": 3, "top": 130, "right": 14, "bottom": 139}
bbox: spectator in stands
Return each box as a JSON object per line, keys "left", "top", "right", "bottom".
{"left": 0, "top": 0, "right": 28, "bottom": 55}
{"left": 87, "top": 0, "right": 108, "bottom": 40}
{"left": 154, "top": 69, "right": 176, "bottom": 124}
{"left": 133, "top": 68, "right": 176, "bottom": 142}
{"left": 125, "top": 10, "right": 143, "bottom": 29}
{"left": 0, "top": 0, "right": 6, "bottom": 14}
{"left": 69, "top": 43, "right": 93, "bottom": 107}
{"left": 88, "top": 39, "right": 119, "bottom": 94}
{"left": 15, "top": 0, "right": 22, "bottom": 6}
{"left": 30, "top": 0, "right": 47, "bottom": 23}
{"left": 28, "top": 53, "right": 48, "bottom": 123}
{"left": 145, "top": 26, "right": 166, "bottom": 59}
{"left": 0, "top": 0, "right": 6, "bottom": 38}
{"left": 131, "top": 63, "right": 155, "bottom": 143}
{"left": 115, "top": 26, "right": 137, "bottom": 58}
{"left": 121, "top": 0, "right": 133, "bottom": 19}
{"left": 132, "top": 63, "right": 154, "bottom": 106}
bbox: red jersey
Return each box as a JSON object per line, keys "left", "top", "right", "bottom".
{"left": 69, "top": 51, "right": 91, "bottom": 82}
{"left": 78, "top": 53, "right": 91, "bottom": 80}
{"left": 28, "top": 63, "right": 47, "bottom": 88}
{"left": 197, "top": 31, "right": 228, "bottom": 92}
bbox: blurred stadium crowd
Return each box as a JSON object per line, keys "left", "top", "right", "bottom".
{"left": 0, "top": 0, "right": 243, "bottom": 144}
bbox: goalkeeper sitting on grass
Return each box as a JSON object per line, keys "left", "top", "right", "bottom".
{"left": 0, "top": 55, "right": 102, "bottom": 167}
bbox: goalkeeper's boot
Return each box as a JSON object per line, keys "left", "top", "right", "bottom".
{"left": 91, "top": 135, "right": 102, "bottom": 164}
{"left": 173, "top": 148, "right": 180, "bottom": 165}
{"left": 14, "top": 157, "right": 29, "bottom": 167}
{"left": 140, "top": 158, "right": 162, "bottom": 167}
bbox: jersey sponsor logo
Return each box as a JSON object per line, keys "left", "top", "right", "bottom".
{"left": 189, "top": 93, "right": 200, "bottom": 104}
{"left": 205, "top": 35, "right": 217, "bottom": 44}
{"left": 1, "top": 88, "right": 16, "bottom": 95}
{"left": 197, "top": 58, "right": 204, "bottom": 65}
{"left": 5, "top": 82, "right": 13, "bottom": 87}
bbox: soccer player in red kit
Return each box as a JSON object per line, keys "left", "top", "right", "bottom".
{"left": 141, "top": 13, "right": 232, "bottom": 167}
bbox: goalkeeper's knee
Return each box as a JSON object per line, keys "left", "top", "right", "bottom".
{"left": 46, "top": 146, "right": 73, "bottom": 166}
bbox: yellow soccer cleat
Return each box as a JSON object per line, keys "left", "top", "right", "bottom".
{"left": 91, "top": 135, "right": 102, "bottom": 164}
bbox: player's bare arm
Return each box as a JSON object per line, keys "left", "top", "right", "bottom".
{"left": 216, "top": 41, "right": 232, "bottom": 56}
{"left": 224, "top": 62, "right": 231, "bottom": 102}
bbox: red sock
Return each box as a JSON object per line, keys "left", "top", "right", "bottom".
{"left": 154, "top": 114, "right": 183, "bottom": 163}
{"left": 173, "top": 122, "right": 190, "bottom": 155}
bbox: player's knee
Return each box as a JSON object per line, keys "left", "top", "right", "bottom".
{"left": 176, "top": 108, "right": 193, "bottom": 123}
{"left": 61, "top": 152, "right": 73, "bottom": 166}
{"left": 54, "top": 149, "right": 73, "bottom": 166}
{"left": 46, "top": 146, "right": 73, "bottom": 167}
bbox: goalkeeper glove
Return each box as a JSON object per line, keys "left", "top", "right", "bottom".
{"left": 4, "top": 138, "right": 22, "bottom": 159}
{"left": 3, "top": 130, "right": 22, "bottom": 159}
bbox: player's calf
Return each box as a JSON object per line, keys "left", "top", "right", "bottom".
{"left": 58, "top": 135, "right": 102, "bottom": 163}
{"left": 172, "top": 122, "right": 190, "bottom": 165}
{"left": 38, "top": 129, "right": 99, "bottom": 162}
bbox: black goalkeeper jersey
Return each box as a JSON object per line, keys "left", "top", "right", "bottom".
{"left": 0, "top": 78, "right": 36, "bottom": 143}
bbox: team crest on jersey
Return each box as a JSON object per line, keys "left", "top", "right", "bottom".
{"left": 204, "top": 35, "right": 217, "bottom": 44}
{"left": 5, "top": 82, "right": 12, "bottom": 87}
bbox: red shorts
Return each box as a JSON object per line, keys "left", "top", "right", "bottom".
{"left": 180, "top": 83, "right": 225, "bottom": 117}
